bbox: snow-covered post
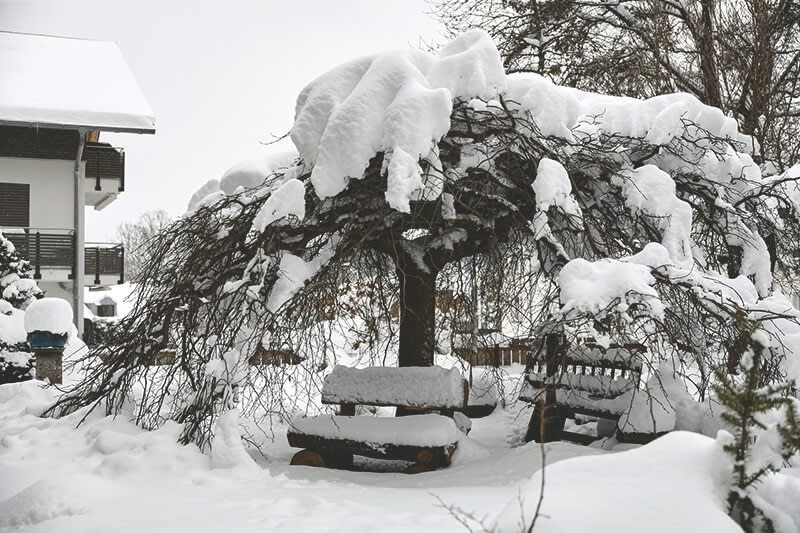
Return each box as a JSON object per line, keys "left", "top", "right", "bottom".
{"left": 24, "top": 298, "right": 73, "bottom": 385}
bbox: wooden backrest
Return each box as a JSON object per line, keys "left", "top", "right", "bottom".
{"left": 520, "top": 336, "right": 645, "bottom": 411}
{"left": 321, "top": 365, "right": 469, "bottom": 410}
{"left": 529, "top": 341, "right": 644, "bottom": 391}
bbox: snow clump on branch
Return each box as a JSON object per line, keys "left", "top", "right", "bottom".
{"left": 291, "top": 29, "right": 506, "bottom": 206}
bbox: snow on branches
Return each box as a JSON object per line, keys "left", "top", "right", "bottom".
{"left": 47, "top": 30, "right": 800, "bottom": 460}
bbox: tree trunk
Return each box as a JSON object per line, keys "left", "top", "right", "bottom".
{"left": 397, "top": 265, "right": 437, "bottom": 367}
{"left": 727, "top": 245, "right": 743, "bottom": 279}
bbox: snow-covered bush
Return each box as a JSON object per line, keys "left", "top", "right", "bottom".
{"left": 714, "top": 331, "right": 800, "bottom": 532}
{"left": 0, "top": 231, "right": 42, "bottom": 384}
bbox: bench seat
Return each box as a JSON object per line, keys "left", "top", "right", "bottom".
{"left": 288, "top": 414, "right": 460, "bottom": 466}
{"left": 288, "top": 365, "right": 470, "bottom": 472}
{"left": 520, "top": 382, "right": 635, "bottom": 419}
{"left": 290, "top": 414, "right": 461, "bottom": 448}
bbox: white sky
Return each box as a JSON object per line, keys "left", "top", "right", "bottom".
{"left": 0, "top": 0, "right": 445, "bottom": 240}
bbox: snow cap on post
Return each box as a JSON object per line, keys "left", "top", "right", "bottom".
{"left": 24, "top": 298, "right": 73, "bottom": 337}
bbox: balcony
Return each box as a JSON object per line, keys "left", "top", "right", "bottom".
{"left": 83, "top": 142, "right": 125, "bottom": 210}
{"left": 85, "top": 242, "right": 125, "bottom": 285}
{"left": 1, "top": 227, "right": 124, "bottom": 285}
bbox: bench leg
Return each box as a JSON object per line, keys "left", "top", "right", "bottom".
{"left": 323, "top": 450, "right": 353, "bottom": 470}
{"left": 290, "top": 449, "right": 326, "bottom": 467}
{"left": 404, "top": 445, "right": 453, "bottom": 474}
{"left": 404, "top": 463, "right": 434, "bottom": 474}
{"left": 525, "top": 402, "right": 565, "bottom": 443}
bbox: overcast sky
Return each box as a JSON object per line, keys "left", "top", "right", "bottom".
{"left": 0, "top": 0, "right": 445, "bottom": 240}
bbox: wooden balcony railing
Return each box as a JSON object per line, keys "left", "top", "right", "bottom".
{"left": 85, "top": 243, "right": 125, "bottom": 284}
{"left": 3, "top": 228, "right": 75, "bottom": 279}
{"left": 84, "top": 142, "right": 125, "bottom": 192}
{"left": 1, "top": 228, "right": 124, "bottom": 284}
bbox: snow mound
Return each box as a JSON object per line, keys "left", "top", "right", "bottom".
{"left": 494, "top": 431, "right": 739, "bottom": 532}
{"left": 186, "top": 178, "right": 222, "bottom": 211}
{"left": 558, "top": 257, "right": 663, "bottom": 318}
{"left": 219, "top": 149, "right": 298, "bottom": 195}
{"left": 533, "top": 157, "right": 580, "bottom": 218}
{"left": 210, "top": 409, "right": 257, "bottom": 471}
{"left": 0, "top": 479, "right": 86, "bottom": 528}
{"left": 618, "top": 363, "right": 695, "bottom": 434}
{"left": 251, "top": 178, "right": 306, "bottom": 232}
{"left": 186, "top": 146, "right": 299, "bottom": 211}
{"left": 24, "top": 297, "right": 74, "bottom": 336}
{"left": 615, "top": 165, "right": 693, "bottom": 262}
{"left": 0, "top": 305, "right": 26, "bottom": 345}
{"left": 266, "top": 237, "right": 339, "bottom": 312}
{"left": 505, "top": 72, "right": 752, "bottom": 150}
{"left": 292, "top": 28, "right": 505, "bottom": 203}
{"left": 0, "top": 379, "right": 55, "bottom": 416}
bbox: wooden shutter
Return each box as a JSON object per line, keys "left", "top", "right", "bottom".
{"left": 0, "top": 183, "right": 30, "bottom": 227}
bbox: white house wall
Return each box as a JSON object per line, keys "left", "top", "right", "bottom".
{"left": 0, "top": 156, "right": 76, "bottom": 229}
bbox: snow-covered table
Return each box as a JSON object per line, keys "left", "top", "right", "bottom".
{"left": 287, "top": 365, "right": 469, "bottom": 472}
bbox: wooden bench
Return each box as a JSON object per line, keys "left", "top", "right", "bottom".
{"left": 519, "top": 334, "right": 645, "bottom": 444}
{"left": 287, "top": 365, "right": 470, "bottom": 473}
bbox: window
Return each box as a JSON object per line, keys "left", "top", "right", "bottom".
{"left": 0, "top": 183, "right": 30, "bottom": 227}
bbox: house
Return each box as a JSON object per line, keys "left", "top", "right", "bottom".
{"left": 0, "top": 31, "right": 155, "bottom": 335}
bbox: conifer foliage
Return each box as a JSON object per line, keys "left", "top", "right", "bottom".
{"left": 0, "top": 231, "right": 42, "bottom": 384}
{"left": 714, "top": 324, "right": 800, "bottom": 532}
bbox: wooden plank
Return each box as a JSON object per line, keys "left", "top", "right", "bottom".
{"left": 286, "top": 431, "right": 456, "bottom": 467}
{"left": 617, "top": 430, "right": 668, "bottom": 445}
{"left": 560, "top": 430, "right": 599, "bottom": 445}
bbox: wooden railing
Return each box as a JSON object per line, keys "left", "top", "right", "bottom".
{"left": 2, "top": 228, "right": 124, "bottom": 283}
{"left": 85, "top": 243, "right": 124, "bottom": 284}
{"left": 84, "top": 142, "right": 125, "bottom": 192}
{"left": 3, "top": 228, "right": 75, "bottom": 279}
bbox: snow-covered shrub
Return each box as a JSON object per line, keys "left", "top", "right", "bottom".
{"left": 714, "top": 331, "right": 800, "bottom": 533}
{"left": 0, "top": 232, "right": 42, "bottom": 384}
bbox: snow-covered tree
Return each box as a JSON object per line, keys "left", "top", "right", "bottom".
{"left": 0, "top": 231, "right": 42, "bottom": 384}
{"left": 116, "top": 209, "right": 172, "bottom": 283}
{"left": 435, "top": 0, "right": 800, "bottom": 170}
{"left": 715, "top": 337, "right": 800, "bottom": 531}
{"left": 49, "top": 30, "right": 800, "bottom": 469}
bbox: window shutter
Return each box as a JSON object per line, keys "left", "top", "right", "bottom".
{"left": 0, "top": 183, "right": 30, "bottom": 227}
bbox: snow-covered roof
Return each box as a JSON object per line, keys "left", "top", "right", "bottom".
{"left": 0, "top": 32, "right": 155, "bottom": 133}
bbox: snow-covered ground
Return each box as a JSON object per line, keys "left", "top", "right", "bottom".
{"left": 2, "top": 380, "right": 798, "bottom": 532}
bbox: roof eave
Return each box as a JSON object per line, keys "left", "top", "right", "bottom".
{"left": 0, "top": 118, "right": 156, "bottom": 135}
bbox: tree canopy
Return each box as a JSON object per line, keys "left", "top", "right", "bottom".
{"left": 50, "top": 30, "right": 800, "bottom": 453}
{"left": 436, "top": 0, "right": 800, "bottom": 168}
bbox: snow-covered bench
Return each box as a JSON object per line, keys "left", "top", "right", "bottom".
{"left": 287, "top": 365, "right": 469, "bottom": 473}
{"left": 519, "top": 335, "right": 644, "bottom": 444}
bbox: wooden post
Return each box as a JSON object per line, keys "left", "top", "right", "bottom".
{"left": 35, "top": 351, "right": 63, "bottom": 384}
{"left": 34, "top": 232, "right": 41, "bottom": 280}
{"left": 525, "top": 332, "right": 565, "bottom": 442}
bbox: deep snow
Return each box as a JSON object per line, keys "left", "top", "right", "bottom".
{"left": 2, "top": 380, "right": 799, "bottom": 532}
